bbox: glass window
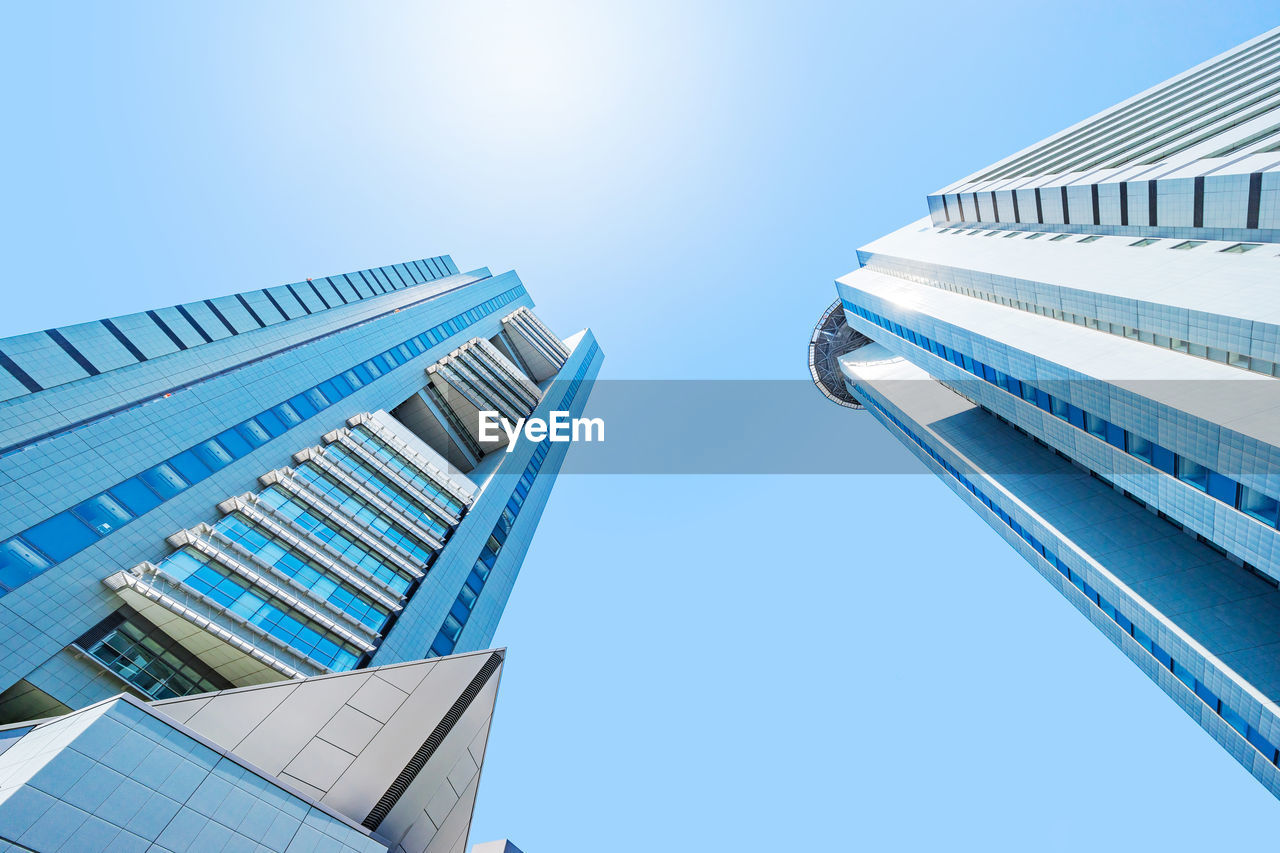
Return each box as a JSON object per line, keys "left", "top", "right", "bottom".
{"left": 236, "top": 419, "right": 271, "bottom": 448}
{"left": 192, "top": 439, "right": 234, "bottom": 472}
{"left": 1171, "top": 240, "right": 1205, "bottom": 250}
{"left": 1150, "top": 641, "right": 1173, "bottom": 670}
{"left": 1207, "top": 472, "right": 1239, "bottom": 505}
{"left": 1067, "top": 404, "right": 1086, "bottom": 430}
{"left": 1151, "top": 445, "right": 1176, "bottom": 475}
{"left": 1194, "top": 680, "right": 1221, "bottom": 713}
{"left": 1172, "top": 660, "right": 1197, "bottom": 692}
{"left": 1130, "top": 238, "right": 1160, "bottom": 247}
{"left": 23, "top": 513, "right": 98, "bottom": 562}
{"left": 272, "top": 402, "right": 303, "bottom": 428}
{"left": 1078, "top": 235, "right": 1101, "bottom": 243}
{"left": 1085, "top": 412, "right": 1108, "bottom": 440}
{"left": 1050, "top": 234, "right": 1070, "bottom": 242}
{"left": 72, "top": 493, "right": 132, "bottom": 536}
{"left": 110, "top": 478, "right": 163, "bottom": 516}
{"left": 1247, "top": 726, "right": 1278, "bottom": 763}
{"left": 1221, "top": 703, "right": 1248, "bottom": 737}
{"left": 0, "top": 538, "right": 51, "bottom": 591}
{"left": 1105, "top": 423, "right": 1126, "bottom": 450}
{"left": 1240, "top": 485, "right": 1280, "bottom": 527}
{"left": 167, "top": 451, "right": 210, "bottom": 485}
{"left": 1221, "top": 243, "right": 1260, "bottom": 254}
{"left": 255, "top": 410, "right": 287, "bottom": 438}
{"left": 289, "top": 392, "right": 319, "bottom": 419}
{"left": 215, "top": 428, "right": 253, "bottom": 459}
{"left": 1177, "top": 458, "right": 1210, "bottom": 491}
{"left": 1025, "top": 233, "right": 1042, "bottom": 239}
{"left": 1128, "top": 434, "right": 1154, "bottom": 464}
{"left": 139, "top": 462, "right": 186, "bottom": 498}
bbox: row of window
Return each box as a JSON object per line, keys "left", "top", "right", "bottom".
{"left": 0, "top": 258, "right": 455, "bottom": 396}
{"left": 428, "top": 342, "right": 599, "bottom": 658}
{"left": 348, "top": 425, "right": 467, "bottom": 516}
{"left": 79, "top": 609, "right": 229, "bottom": 701}
{"left": 0, "top": 285, "right": 526, "bottom": 597}
{"left": 321, "top": 443, "right": 453, "bottom": 538}
{"left": 292, "top": 464, "right": 439, "bottom": 565}
{"left": 212, "top": 513, "right": 391, "bottom": 633}
{"left": 255, "top": 486, "right": 414, "bottom": 595}
{"left": 844, "top": 300, "right": 1280, "bottom": 529}
{"left": 853, "top": 384, "right": 1280, "bottom": 770}
{"left": 871, "top": 250, "right": 1280, "bottom": 378}
{"left": 160, "top": 546, "right": 363, "bottom": 671}
{"left": 937, "top": 226, "right": 1266, "bottom": 255}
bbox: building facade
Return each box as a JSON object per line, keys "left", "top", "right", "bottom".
{"left": 0, "top": 253, "right": 600, "bottom": 849}
{"left": 0, "top": 649, "right": 506, "bottom": 853}
{"left": 810, "top": 27, "right": 1280, "bottom": 797}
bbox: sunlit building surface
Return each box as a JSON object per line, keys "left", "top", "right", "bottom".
{"left": 811, "top": 27, "right": 1280, "bottom": 797}
{"left": 0, "top": 253, "right": 600, "bottom": 850}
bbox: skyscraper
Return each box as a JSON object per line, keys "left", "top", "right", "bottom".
{"left": 0, "top": 254, "right": 599, "bottom": 850}
{"left": 810, "top": 27, "right": 1280, "bottom": 796}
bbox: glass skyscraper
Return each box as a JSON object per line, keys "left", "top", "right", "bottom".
{"left": 0, "top": 254, "right": 600, "bottom": 851}
{"left": 810, "top": 27, "right": 1280, "bottom": 797}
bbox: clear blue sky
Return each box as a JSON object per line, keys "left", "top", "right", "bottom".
{"left": 4, "top": 3, "right": 1279, "bottom": 850}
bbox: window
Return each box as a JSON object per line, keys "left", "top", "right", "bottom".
{"left": 1002, "top": 231, "right": 1020, "bottom": 238}
{"left": 1171, "top": 240, "right": 1205, "bottom": 250}
{"left": 1078, "top": 235, "right": 1101, "bottom": 243}
{"left": 1025, "top": 232, "right": 1043, "bottom": 239}
{"left": 1221, "top": 243, "right": 1260, "bottom": 253}
{"left": 1130, "top": 238, "right": 1160, "bottom": 247}
{"left": 71, "top": 493, "right": 132, "bottom": 536}
{"left": 1050, "top": 234, "right": 1071, "bottom": 242}
{"left": 1178, "top": 458, "right": 1210, "bottom": 491}
{"left": 23, "top": 513, "right": 97, "bottom": 562}
{"left": 1127, "top": 434, "right": 1154, "bottom": 464}
{"left": 1240, "top": 485, "right": 1280, "bottom": 527}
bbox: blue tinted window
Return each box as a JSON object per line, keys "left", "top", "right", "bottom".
{"left": 1067, "top": 405, "right": 1085, "bottom": 430}
{"left": 1240, "top": 485, "right": 1280, "bottom": 527}
{"left": 1173, "top": 661, "right": 1197, "bottom": 691}
{"left": 216, "top": 428, "right": 253, "bottom": 459}
{"left": 1085, "top": 413, "right": 1107, "bottom": 439}
{"left": 1151, "top": 444, "right": 1176, "bottom": 475}
{"left": 236, "top": 420, "right": 271, "bottom": 448}
{"left": 1247, "top": 726, "right": 1278, "bottom": 762}
{"left": 0, "top": 538, "right": 51, "bottom": 591}
{"left": 1128, "top": 434, "right": 1154, "bottom": 464}
{"left": 110, "top": 478, "right": 162, "bottom": 516}
{"left": 430, "top": 633, "right": 455, "bottom": 656}
{"left": 1194, "top": 680, "right": 1220, "bottom": 712}
{"left": 272, "top": 403, "right": 302, "bottom": 428}
{"left": 140, "top": 463, "right": 187, "bottom": 499}
{"left": 289, "top": 392, "right": 319, "bottom": 419}
{"left": 1221, "top": 703, "right": 1248, "bottom": 737}
{"left": 1105, "top": 423, "right": 1126, "bottom": 450}
{"left": 1207, "top": 472, "right": 1238, "bottom": 505}
{"left": 72, "top": 493, "right": 132, "bottom": 536}
{"left": 168, "top": 450, "right": 211, "bottom": 484}
{"left": 24, "top": 513, "right": 98, "bottom": 562}
{"left": 193, "top": 439, "right": 233, "bottom": 471}
{"left": 1178, "top": 458, "right": 1209, "bottom": 491}
{"left": 255, "top": 411, "right": 287, "bottom": 438}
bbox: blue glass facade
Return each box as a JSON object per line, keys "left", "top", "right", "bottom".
{"left": 0, "top": 253, "right": 600, "bottom": 720}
